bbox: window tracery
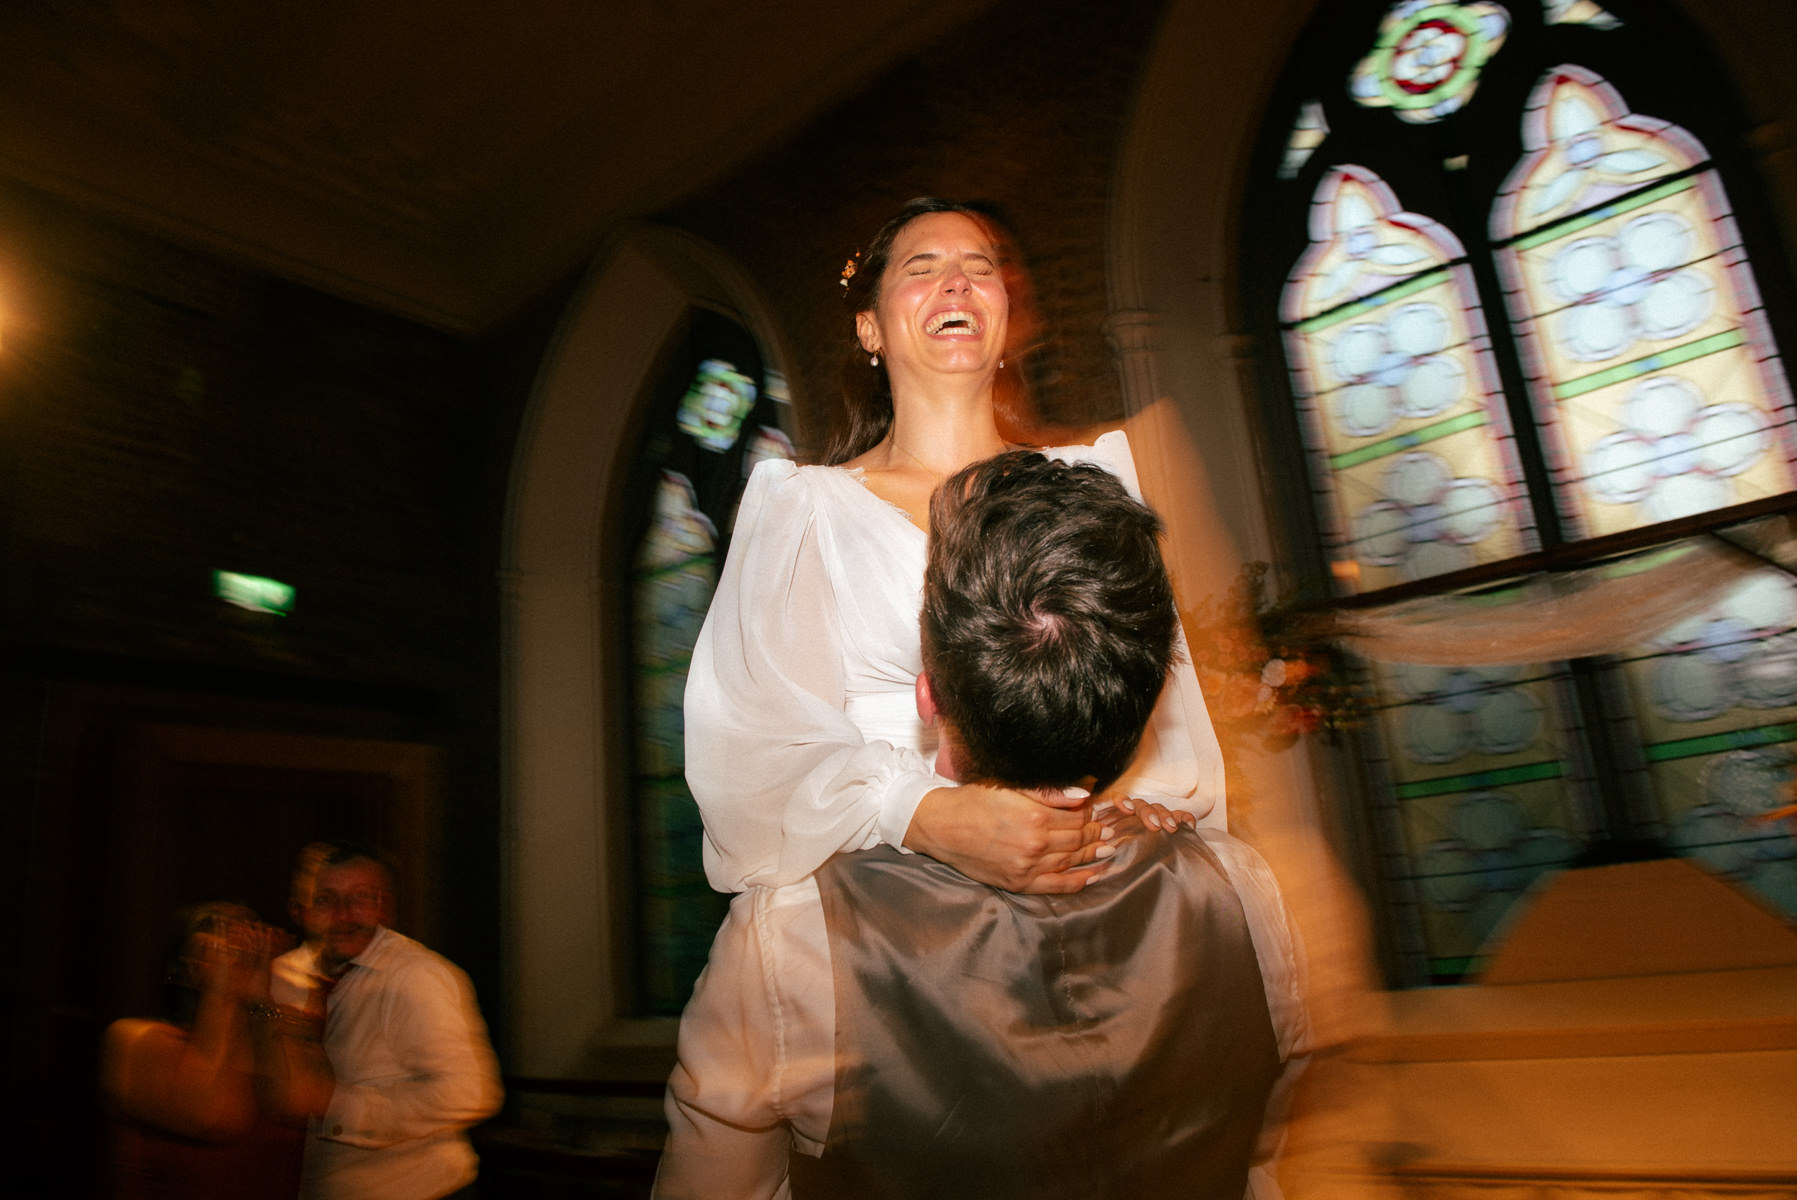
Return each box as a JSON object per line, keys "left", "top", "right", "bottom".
{"left": 1252, "top": 0, "right": 1797, "bottom": 982}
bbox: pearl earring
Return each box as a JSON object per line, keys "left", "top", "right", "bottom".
{"left": 870, "top": 353, "right": 880, "bottom": 367}
{"left": 998, "top": 358, "right": 1005, "bottom": 369}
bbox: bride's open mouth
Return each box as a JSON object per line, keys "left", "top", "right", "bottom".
{"left": 924, "top": 310, "right": 982, "bottom": 335}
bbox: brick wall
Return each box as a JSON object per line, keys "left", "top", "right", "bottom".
{"left": 0, "top": 175, "right": 524, "bottom": 1197}
{"left": 662, "top": 0, "right": 1170, "bottom": 451}
{"left": 0, "top": 179, "right": 496, "bottom": 688}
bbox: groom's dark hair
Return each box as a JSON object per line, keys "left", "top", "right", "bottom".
{"left": 921, "top": 452, "right": 1178, "bottom": 793}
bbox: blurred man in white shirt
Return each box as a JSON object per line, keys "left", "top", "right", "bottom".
{"left": 272, "top": 842, "right": 503, "bottom": 1200}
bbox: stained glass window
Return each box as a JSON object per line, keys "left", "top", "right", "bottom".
{"left": 1349, "top": 1, "right": 1511, "bottom": 125}
{"left": 1615, "top": 567, "right": 1797, "bottom": 917}
{"left": 633, "top": 471, "right": 721, "bottom": 1009}
{"left": 676, "top": 358, "right": 759, "bottom": 452}
{"left": 1280, "top": 100, "right": 1330, "bottom": 181}
{"left": 1247, "top": 0, "right": 1797, "bottom": 985}
{"left": 1493, "top": 67, "right": 1797, "bottom": 540}
{"left": 1363, "top": 655, "right": 1593, "bottom": 977}
{"left": 1542, "top": 0, "right": 1621, "bottom": 29}
{"left": 1282, "top": 165, "right": 1534, "bottom": 593}
{"left": 626, "top": 310, "right": 793, "bottom": 1014}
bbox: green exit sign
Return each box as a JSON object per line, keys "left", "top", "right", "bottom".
{"left": 214, "top": 571, "right": 295, "bottom": 616}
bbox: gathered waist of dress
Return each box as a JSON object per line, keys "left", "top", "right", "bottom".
{"left": 843, "top": 690, "right": 935, "bottom": 756}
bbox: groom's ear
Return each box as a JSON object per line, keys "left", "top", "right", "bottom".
{"left": 915, "top": 671, "right": 939, "bottom": 726}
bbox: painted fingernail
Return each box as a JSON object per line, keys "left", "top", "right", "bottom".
{"left": 1094, "top": 842, "right": 1117, "bottom": 859}
{"left": 1100, "top": 826, "right": 1116, "bottom": 841}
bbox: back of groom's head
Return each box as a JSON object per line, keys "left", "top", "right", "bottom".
{"left": 921, "top": 451, "right": 1179, "bottom": 794}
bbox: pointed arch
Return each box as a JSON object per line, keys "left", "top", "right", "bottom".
{"left": 502, "top": 225, "right": 795, "bottom": 1072}
{"left": 1282, "top": 165, "right": 1532, "bottom": 592}
{"left": 1493, "top": 66, "right": 1797, "bottom": 539}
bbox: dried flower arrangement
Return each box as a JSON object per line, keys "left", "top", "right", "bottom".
{"left": 1182, "top": 561, "right": 1368, "bottom": 769}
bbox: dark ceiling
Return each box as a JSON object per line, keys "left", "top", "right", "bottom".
{"left": 0, "top": 0, "right": 990, "bottom": 336}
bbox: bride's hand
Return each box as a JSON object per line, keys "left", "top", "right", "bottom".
{"left": 1112, "top": 794, "right": 1198, "bottom": 833}
{"left": 903, "top": 783, "right": 1114, "bottom": 894}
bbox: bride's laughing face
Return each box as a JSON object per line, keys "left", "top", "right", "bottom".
{"left": 857, "top": 211, "right": 1009, "bottom": 385}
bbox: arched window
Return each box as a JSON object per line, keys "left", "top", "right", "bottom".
{"left": 623, "top": 309, "right": 794, "bottom": 1015}
{"left": 506, "top": 225, "right": 799, "bottom": 1073}
{"left": 1244, "top": 0, "right": 1797, "bottom": 985}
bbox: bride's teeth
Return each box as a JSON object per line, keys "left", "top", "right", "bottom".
{"left": 926, "top": 311, "right": 980, "bottom": 334}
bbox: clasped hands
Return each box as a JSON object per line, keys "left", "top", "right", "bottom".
{"left": 904, "top": 782, "right": 1197, "bottom": 894}
{"left": 189, "top": 918, "right": 289, "bottom": 1004}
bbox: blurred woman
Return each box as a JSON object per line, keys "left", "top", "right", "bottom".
{"left": 100, "top": 902, "right": 331, "bottom": 1200}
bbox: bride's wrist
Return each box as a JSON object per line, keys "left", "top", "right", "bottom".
{"left": 901, "top": 786, "right": 954, "bottom": 859}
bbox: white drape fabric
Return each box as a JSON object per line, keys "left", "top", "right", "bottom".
{"left": 1337, "top": 537, "right": 1777, "bottom": 666}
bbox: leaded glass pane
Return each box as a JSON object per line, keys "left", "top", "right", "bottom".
{"left": 676, "top": 357, "right": 759, "bottom": 451}
{"left": 1494, "top": 68, "right": 1703, "bottom": 237}
{"left": 627, "top": 312, "right": 794, "bottom": 1015}
{"left": 1365, "top": 659, "right": 1591, "bottom": 979}
{"left": 1279, "top": 99, "right": 1329, "bottom": 181}
{"left": 1542, "top": 0, "right": 1621, "bottom": 29}
{"left": 1349, "top": 1, "right": 1511, "bottom": 125}
{"left": 1615, "top": 567, "right": 1797, "bottom": 918}
{"left": 727, "top": 424, "right": 797, "bottom": 539}
{"left": 633, "top": 470, "right": 720, "bottom": 1008}
{"left": 1284, "top": 166, "right": 1535, "bottom": 593}
{"left": 1493, "top": 68, "right": 1797, "bottom": 538}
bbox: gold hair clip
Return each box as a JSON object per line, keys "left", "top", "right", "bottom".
{"left": 840, "top": 253, "right": 859, "bottom": 288}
